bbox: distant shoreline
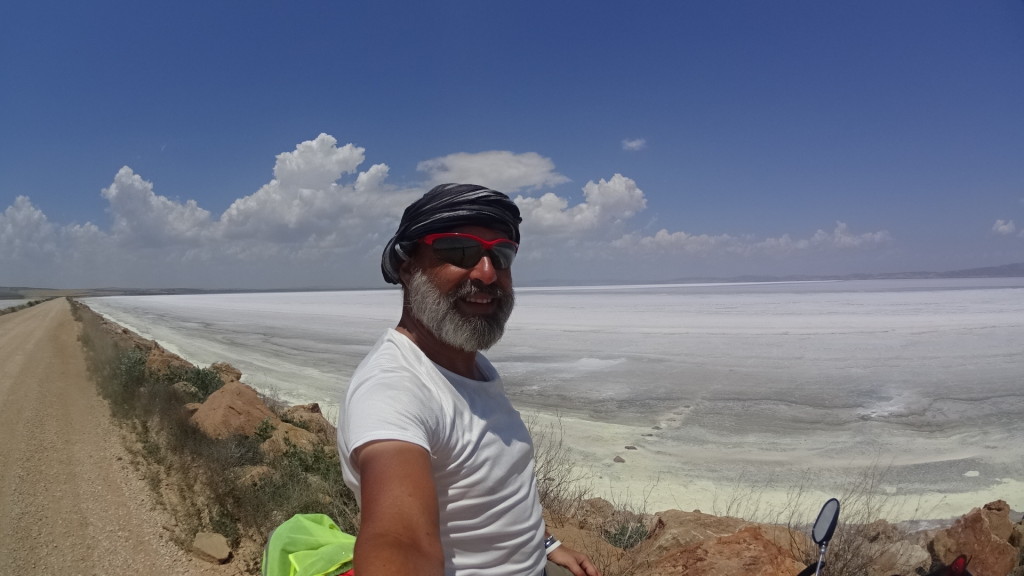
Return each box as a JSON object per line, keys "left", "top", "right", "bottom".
{"left": 2, "top": 261, "right": 1022, "bottom": 298}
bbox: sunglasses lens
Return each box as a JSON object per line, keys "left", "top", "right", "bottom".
{"left": 487, "top": 243, "right": 517, "bottom": 269}
{"left": 430, "top": 237, "right": 517, "bottom": 269}
{"left": 431, "top": 237, "right": 484, "bottom": 268}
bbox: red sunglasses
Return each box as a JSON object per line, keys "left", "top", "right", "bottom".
{"left": 420, "top": 233, "right": 519, "bottom": 270}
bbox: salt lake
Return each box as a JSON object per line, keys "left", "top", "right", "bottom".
{"left": 83, "top": 278, "right": 1024, "bottom": 520}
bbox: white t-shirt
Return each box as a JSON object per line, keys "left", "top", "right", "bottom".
{"left": 338, "top": 329, "right": 546, "bottom": 576}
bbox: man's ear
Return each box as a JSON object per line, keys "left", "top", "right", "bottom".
{"left": 399, "top": 258, "right": 415, "bottom": 285}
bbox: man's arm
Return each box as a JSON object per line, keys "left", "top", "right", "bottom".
{"left": 544, "top": 526, "right": 602, "bottom": 576}
{"left": 353, "top": 440, "right": 445, "bottom": 576}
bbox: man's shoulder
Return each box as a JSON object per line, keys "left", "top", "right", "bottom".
{"left": 349, "top": 329, "right": 442, "bottom": 393}
{"left": 356, "top": 329, "right": 425, "bottom": 372}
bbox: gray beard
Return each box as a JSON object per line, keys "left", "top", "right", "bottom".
{"left": 405, "top": 269, "right": 515, "bottom": 352}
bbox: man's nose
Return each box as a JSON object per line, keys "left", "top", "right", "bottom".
{"left": 468, "top": 253, "right": 498, "bottom": 284}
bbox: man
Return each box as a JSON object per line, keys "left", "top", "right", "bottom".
{"left": 338, "top": 183, "right": 600, "bottom": 576}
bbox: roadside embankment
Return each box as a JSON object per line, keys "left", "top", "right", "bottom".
{"left": 0, "top": 298, "right": 229, "bottom": 575}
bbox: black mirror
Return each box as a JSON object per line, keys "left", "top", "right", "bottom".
{"left": 811, "top": 498, "right": 840, "bottom": 545}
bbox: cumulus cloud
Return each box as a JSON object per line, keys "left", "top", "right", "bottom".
{"left": 621, "top": 138, "right": 647, "bottom": 151}
{"left": 0, "top": 196, "right": 58, "bottom": 258}
{"left": 101, "top": 167, "right": 213, "bottom": 247}
{"left": 516, "top": 174, "right": 647, "bottom": 237}
{"left": 1, "top": 133, "right": 899, "bottom": 288}
{"left": 417, "top": 151, "right": 569, "bottom": 193}
{"left": 992, "top": 219, "right": 1016, "bottom": 235}
{"left": 612, "top": 221, "right": 889, "bottom": 257}
{"left": 219, "top": 134, "right": 405, "bottom": 246}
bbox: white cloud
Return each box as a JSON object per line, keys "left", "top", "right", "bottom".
{"left": 516, "top": 174, "right": 647, "bottom": 237}
{"left": 101, "top": 166, "right": 214, "bottom": 247}
{"left": 0, "top": 134, "right": 901, "bottom": 288}
{"left": 273, "top": 133, "right": 365, "bottom": 189}
{"left": 621, "top": 138, "right": 647, "bottom": 151}
{"left": 417, "top": 151, "right": 569, "bottom": 193}
{"left": 612, "top": 221, "right": 889, "bottom": 257}
{"left": 219, "top": 134, "right": 404, "bottom": 245}
{"left": 612, "top": 229, "right": 739, "bottom": 254}
{"left": 992, "top": 219, "right": 1016, "bottom": 235}
{"left": 0, "top": 196, "right": 58, "bottom": 258}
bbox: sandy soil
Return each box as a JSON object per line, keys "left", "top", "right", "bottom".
{"left": 0, "top": 299, "right": 238, "bottom": 575}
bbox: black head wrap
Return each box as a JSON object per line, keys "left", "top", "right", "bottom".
{"left": 381, "top": 183, "right": 522, "bottom": 284}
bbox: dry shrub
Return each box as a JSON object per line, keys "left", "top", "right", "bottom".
{"left": 527, "top": 413, "right": 658, "bottom": 576}
{"left": 528, "top": 414, "right": 594, "bottom": 523}
{"left": 71, "top": 299, "right": 358, "bottom": 573}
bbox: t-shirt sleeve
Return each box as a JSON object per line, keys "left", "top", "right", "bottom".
{"left": 342, "top": 362, "right": 443, "bottom": 457}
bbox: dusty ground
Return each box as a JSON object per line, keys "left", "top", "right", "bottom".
{"left": 0, "top": 299, "right": 238, "bottom": 575}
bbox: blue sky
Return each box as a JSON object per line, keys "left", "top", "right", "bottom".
{"left": 2, "top": 1, "right": 1022, "bottom": 289}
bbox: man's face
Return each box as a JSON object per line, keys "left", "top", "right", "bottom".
{"left": 403, "top": 225, "right": 515, "bottom": 352}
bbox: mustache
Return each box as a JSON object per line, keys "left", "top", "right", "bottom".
{"left": 452, "top": 280, "right": 509, "bottom": 300}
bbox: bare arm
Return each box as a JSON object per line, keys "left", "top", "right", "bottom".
{"left": 353, "top": 440, "right": 445, "bottom": 576}
{"left": 544, "top": 525, "right": 602, "bottom": 576}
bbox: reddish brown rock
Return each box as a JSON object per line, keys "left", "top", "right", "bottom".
{"left": 260, "top": 421, "right": 320, "bottom": 458}
{"left": 282, "top": 403, "right": 336, "bottom": 437}
{"left": 868, "top": 540, "right": 931, "bottom": 576}
{"left": 981, "top": 500, "right": 1014, "bottom": 542}
{"left": 931, "top": 502, "right": 1017, "bottom": 576}
{"left": 210, "top": 361, "right": 242, "bottom": 384}
{"left": 650, "top": 525, "right": 805, "bottom": 576}
{"left": 190, "top": 380, "right": 278, "bottom": 439}
{"left": 645, "top": 509, "right": 750, "bottom": 559}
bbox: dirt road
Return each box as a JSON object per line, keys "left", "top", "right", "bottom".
{"left": 0, "top": 299, "right": 232, "bottom": 575}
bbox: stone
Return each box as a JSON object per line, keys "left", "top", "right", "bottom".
{"left": 931, "top": 504, "right": 1017, "bottom": 576}
{"left": 260, "top": 421, "right": 320, "bottom": 458}
{"left": 625, "top": 445, "right": 637, "bottom": 450}
{"left": 613, "top": 456, "right": 626, "bottom": 463}
{"left": 868, "top": 540, "right": 931, "bottom": 576}
{"left": 282, "top": 403, "right": 336, "bottom": 437}
{"left": 645, "top": 509, "right": 750, "bottom": 559}
{"left": 1010, "top": 523, "right": 1024, "bottom": 548}
{"left": 190, "top": 381, "right": 278, "bottom": 439}
{"left": 981, "top": 500, "right": 1014, "bottom": 542}
{"left": 209, "top": 362, "right": 242, "bottom": 384}
{"left": 192, "top": 532, "right": 231, "bottom": 564}
{"left": 171, "top": 381, "right": 199, "bottom": 401}
{"left": 650, "top": 525, "right": 805, "bottom": 576}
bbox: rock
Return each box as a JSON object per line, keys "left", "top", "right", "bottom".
{"left": 236, "top": 465, "right": 274, "bottom": 486}
{"left": 1010, "top": 522, "right": 1024, "bottom": 548}
{"left": 552, "top": 524, "right": 627, "bottom": 569}
{"left": 863, "top": 518, "right": 903, "bottom": 544}
{"left": 190, "top": 381, "right": 279, "bottom": 439}
{"left": 192, "top": 532, "right": 232, "bottom": 564}
{"left": 931, "top": 503, "right": 1017, "bottom": 576}
{"left": 868, "top": 540, "right": 931, "bottom": 576}
{"left": 260, "top": 421, "right": 320, "bottom": 459}
{"left": 981, "top": 500, "right": 1014, "bottom": 542}
{"left": 625, "top": 445, "right": 637, "bottom": 450}
{"left": 171, "top": 381, "right": 199, "bottom": 401}
{"left": 210, "top": 362, "right": 242, "bottom": 384}
{"left": 650, "top": 525, "right": 805, "bottom": 576}
{"left": 613, "top": 456, "right": 626, "bottom": 463}
{"left": 282, "top": 403, "right": 336, "bottom": 437}
{"left": 646, "top": 509, "right": 750, "bottom": 559}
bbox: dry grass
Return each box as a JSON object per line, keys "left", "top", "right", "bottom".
{"left": 71, "top": 298, "right": 358, "bottom": 573}
{"left": 528, "top": 414, "right": 658, "bottom": 576}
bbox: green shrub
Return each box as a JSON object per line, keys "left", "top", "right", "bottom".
{"left": 604, "top": 521, "right": 649, "bottom": 550}
{"left": 117, "top": 347, "right": 148, "bottom": 389}
{"left": 160, "top": 365, "right": 224, "bottom": 401}
{"left": 255, "top": 418, "right": 275, "bottom": 443}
